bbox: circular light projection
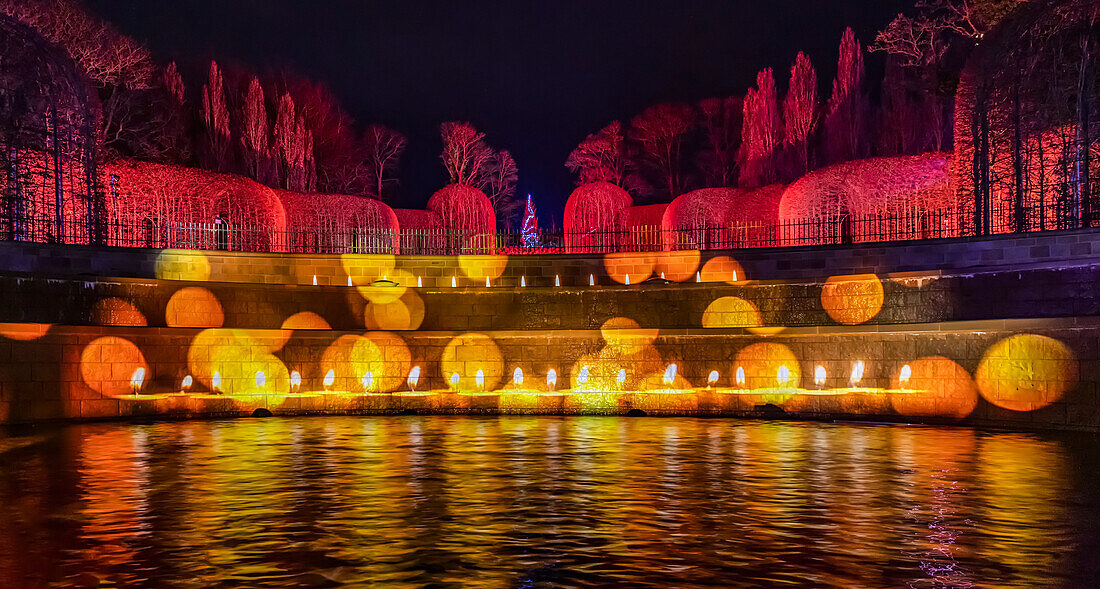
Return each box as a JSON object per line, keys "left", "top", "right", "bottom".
{"left": 440, "top": 333, "right": 504, "bottom": 391}
{"left": 355, "top": 268, "right": 414, "bottom": 305}
{"left": 80, "top": 336, "right": 148, "bottom": 397}
{"left": 340, "top": 253, "right": 397, "bottom": 289}
{"left": 0, "top": 323, "right": 51, "bottom": 341}
{"left": 651, "top": 250, "right": 700, "bottom": 282}
{"left": 702, "top": 297, "right": 762, "bottom": 329}
{"left": 733, "top": 343, "right": 802, "bottom": 389}
{"left": 975, "top": 335, "right": 1077, "bottom": 412}
{"left": 357, "top": 332, "right": 412, "bottom": 393}
{"left": 458, "top": 254, "right": 509, "bottom": 281}
{"left": 603, "top": 252, "right": 655, "bottom": 285}
{"left": 821, "top": 274, "right": 885, "bottom": 325}
{"left": 187, "top": 329, "right": 289, "bottom": 394}
{"left": 699, "top": 256, "right": 746, "bottom": 283}
{"left": 154, "top": 249, "right": 211, "bottom": 281}
{"left": 367, "top": 290, "right": 426, "bottom": 331}
{"left": 165, "top": 287, "right": 224, "bottom": 328}
{"left": 600, "top": 317, "right": 658, "bottom": 355}
{"left": 281, "top": 312, "right": 331, "bottom": 330}
{"left": 889, "top": 356, "right": 978, "bottom": 419}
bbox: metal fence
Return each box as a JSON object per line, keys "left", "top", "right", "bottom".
{"left": 79, "top": 200, "right": 1067, "bottom": 256}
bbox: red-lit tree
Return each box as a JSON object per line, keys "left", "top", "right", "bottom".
{"left": 440, "top": 121, "right": 494, "bottom": 186}
{"left": 698, "top": 97, "right": 742, "bottom": 187}
{"left": 160, "top": 61, "right": 191, "bottom": 163}
{"left": 240, "top": 76, "right": 274, "bottom": 185}
{"left": 566, "top": 121, "right": 633, "bottom": 186}
{"left": 824, "top": 28, "right": 870, "bottom": 164}
{"left": 739, "top": 68, "right": 783, "bottom": 187}
{"left": 274, "top": 92, "right": 315, "bottom": 192}
{"left": 201, "top": 61, "right": 232, "bottom": 172}
{"left": 362, "top": 124, "right": 406, "bottom": 202}
{"left": 783, "top": 52, "right": 818, "bottom": 175}
{"left": 629, "top": 104, "right": 695, "bottom": 200}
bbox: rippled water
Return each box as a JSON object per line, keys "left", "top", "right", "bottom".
{"left": 1, "top": 417, "right": 1098, "bottom": 587}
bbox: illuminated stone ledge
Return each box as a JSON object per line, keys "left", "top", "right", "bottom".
{"left": 0, "top": 320, "right": 1094, "bottom": 431}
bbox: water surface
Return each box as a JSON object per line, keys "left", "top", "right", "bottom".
{"left": 1, "top": 416, "right": 1098, "bottom": 587}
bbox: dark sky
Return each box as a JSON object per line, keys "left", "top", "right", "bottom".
{"left": 86, "top": 0, "right": 910, "bottom": 226}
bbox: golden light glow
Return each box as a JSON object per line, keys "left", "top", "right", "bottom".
{"left": 281, "top": 312, "right": 331, "bottom": 330}
{"left": 604, "top": 252, "right": 654, "bottom": 285}
{"left": 485, "top": 277, "right": 491, "bottom": 287}
{"left": 187, "top": 329, "right": 289, "bottom": 395}
{"left": 814, "top": 365, "right": 827, "bottom": 387}
{"left": 475, "top": 369, "right": 485, "bottom": 390}
{"left": 408, "top": 366, "right": 421, "bottom": 389}
{"left": 0, "top": 322, "right": 51, "bottom": 341}
{"left": 155, "top": 249, "right": 211, "bottom": 281}
{"left": 617, "top": 369, "right": 627, "bottom": 387}
{"left": 702, "top": 297, "right": 762, "bottom": 328}
{"left": 547, "top": 369, "right": 557, "bottom": 391}
{"left": 735, "top": 366, "right": 746, "bottom": 387}
{"left": 451, "top": 373, "right": 460, "bottom": 387}
{"left": 320, "top": 332, "right": 412, "bottom": 393}
{"left": 458, "top": 254, "right": 508, "bottom": 281}
{"left": 513, "top": 367, "right": 523, "bottom": 386}
{"left": 323, "top": 369, "right": 335, "bottom": 388}
{"left": 890, "top": 356, "right": 978, "bottom": 418}
{"left": 652, "top": 250, "right": 700, "bottom": 282}
{"left": 80, "top": 336, "right": 148, "bottom": 397}
{"left": 578, "top": 365, "right": 590, "bottom": 386}
{"left": 367, "top": 289, "right": 425, "bottom": 331}
{"left": 92, "top": 298, "right": 147, "bottom": 326}
{"left": 255, "top": 371, "right": 265, "bottom": 389}
{"left": 356, "top": 269, "right": 414, "bottom": 305}
{"left": 600, "top": 317, "right": 658, "bottom": 355}
{"left": 821, "top": 274, "right": 885, "bottom": 325}
{"left": 975, "top": 334, "right": 1078, "bottom": 412}
{"left": 440, "top": 333, "right": 504, "bottom": 392}
{"left": 165, "top": 287, "right": 224, "bottom": 328}
{"left": 212, "top": 371, "right": 222, "bottom": 391}
{"left": 362, "top": 372, "right": 374, "bottom": 392}
{"left": 181, "top": 375, "right": 193, "bottom": 391}
{"left": 340, "top": 253, "right": 396, "bottom": 288}
{"left": 734, "top": 343, "right": 801, "bottom": 389}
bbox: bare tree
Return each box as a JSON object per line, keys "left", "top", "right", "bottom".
{"left": 362, "top": 124, "right": 406, "bottom": 202}
{"left": 698, "top": 97, "right": 742, "bottom": 187}
{"left": 825, "top": 28, "right": 869, "bottom": 164}
{"left": 485, "top": 149, "right": 520, "bottom": 225}
{"left": 201, "top": 61, "right": 232, "bottom": 171}
{"left": 440, "top": 121, "right": 494, "bottom": 185}
{"left": 240, "top": 76, "right": 273, "bottom": 184}
{"left": 628, "top": 104, "right": 696, "bottom": 199}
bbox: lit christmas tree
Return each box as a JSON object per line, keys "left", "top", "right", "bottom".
{"left": 521, "top": 193, "right": 540, "bottom": 247}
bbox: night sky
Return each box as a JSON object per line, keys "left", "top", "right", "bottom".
{"left": 86, "top": 0, "right": 911, "bottom": 225}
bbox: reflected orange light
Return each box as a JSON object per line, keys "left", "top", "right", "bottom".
{"left": 458, "top": 254, "right": 508, "bottom": 281}
{"left": 702, "top": 297, "right": 762, "bottom": 328}
{"left": 604, "top": 252, "right": 655, "bottom": 285}
{"left": 367, "top": 289, "right": 426, "bottom": 331}
{"left": 699, "top": 256, "right": 746, "bottom": 284}
{"left": 80, "top": 336, "right": 148, "bottom": 397}
{"left": 600, "top": 317, "right": 658, "bottom": 355}
{"left": 280, "top": 311, "right": 331, "bottom": 330}
{"left": 734, "top": 343, "right": 802, "bottom": 389}
{"left": 652, "top": 250, "right": 700, "bottom": 282}
{"left": 0, "top": 322, "right": 51, "bottom": 341}
{"left": 186, "top": 329, "right": 290, "bottom": 394}
{"left": 821, "top": 274, "right": 885, "bottom": 325}
{"left": 92, "top": 298, "right": 147, "bottom": 326}
{"left": 890, "top": 356, "right": 978, "bottom": 418}
{"left": 441, "top": 333, "right": 504, "bottom": 391}
{"left": 975, "top": 335, "right": 1077, "bottom": 412}
{"left": 165, "top": 287, "right": 224, "bottom": 328}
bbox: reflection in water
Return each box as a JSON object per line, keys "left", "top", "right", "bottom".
{"left": 0, "top": 417, "right": 1097, "bottom": 587}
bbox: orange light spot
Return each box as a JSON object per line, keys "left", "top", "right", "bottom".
{"left": 976, "top": 334, "right": 1077, "bottom": 412}
{"left": 651, "top": 250, "right": 700, "bottom": 282}
{"left": 0, "top": 322, "right": 51, "bottom": 341}
{"left": 441, "top": 333, "right": 504, "bottom": 391}
{"left": 187, "top": 329, "right": 289, "bottom": 394}
{"left": 600, "top": 317, "right": 658, "bottom": 355}
{"left": 821, "top": 274, "right": 884, "bottom": 325}
{"left": 367, "top": 289, "right": 426, "bottom": 331}
{"left": 603, "top": 252, "right": 655, "bottom": 285}
{"left": 699, "top": 256, "right": 747, "bottom": 283}
{"left": 734, "top": 343, "right": 802, "bottom": 389}
{"left": 702, "top": 297, "right": 761, "bottom": 328}
{"left": 92, "top": 297, "right": 147, "bottom": 326}
{"left": 165, "top": 287, "right": 224, "bottom": 328}
{"left": 281, "top": 311, "right": 331, "bottom": 330}
{"left": 80, "top": 336, "right": 148, "bottom": 397}
{"left": 889, "top": 356, "right": 978, "bottom": 419}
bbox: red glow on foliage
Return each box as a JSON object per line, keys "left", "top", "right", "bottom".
{"left": 564, "top": 182, "right": 633, "bottom": 252}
